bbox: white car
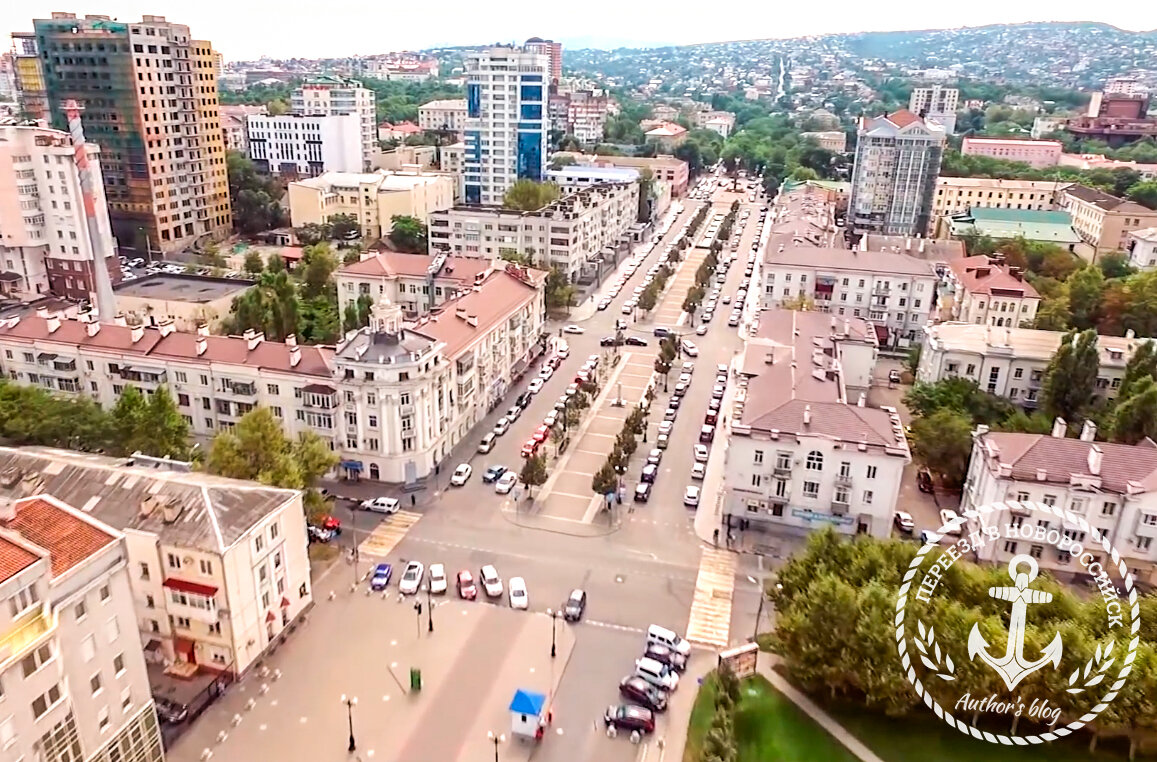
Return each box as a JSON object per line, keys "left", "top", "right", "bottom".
{"left": 539, "top": 365, "right": 554, "bottom": 380}
{"left": 939, "top": 509, "right": 963, "bottom": 535}
{"left": 450, "top": 464, "right": 472, "bottom": 486}
{"left": 658, "top": 420, "right": 674, "bottom": 435}
{"left": 399, "top": 561, "right": 424, "bottom": 595}
{"left": 508, "top": 576, "right": 529, "bottom": 610}
{"left": 681, "top": 340, "right": 699, "bottom": 357}
{"left": 495, "top": 471, "right": 518, "bottom": 494}
{"left": 691, "top": 463, "right": 706, "bottom": 480}
{"left": 493, "top": 417, "right": 510, "bottom": 436}
{"left": 478, "top": 433, "right": 496, "bottom": 454}
{"left": 480, "top": 565, "right": 503, "bottom": 597}
{"left": 694, "top": 445, "right": 709, "bottom": 463}
{"left": 360, "top": 497, "right": 400, "bottom": 514}
{"left": 429, "top": 563, "right": 447, "bottom": 594}
{"left": 684, "top": 486, "right": 700, "bottom": 507}
{"left": 527, "top": 378, "right": 545, "bottom": 394}
{"left": 562, "top": 325, "right": 584, "bottom": 334}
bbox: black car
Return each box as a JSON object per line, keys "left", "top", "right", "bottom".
{"left": 600, "top": 336, "right": 619, "bottom": 347}
{"left": 516, "top": 391, "right": 532, "bottom": 409}
{"left": 641, "top": 464, "right": 658, "bottom": 483}
{"left": 153, "top": 696, "right": 189, "bottom": 724}
{"left": 644, "top": 642, "right": 688, "bottom": 672}
{"left": 619, "top": 676, "right": 668, "bottom": 712}
{"left": 667, "top": 395, "right": 681, "bottom": 410}
{"left": 634, "top": 482, "right": 652, "bottom": 502}
{"left": 563, "top": 589, "right": 587, "bottom": 621}
{"left": 625, "top": 336, "right": 648, "bottom": 347}
{"left": 604, "top": 704, "right": 655, "bottom": 734}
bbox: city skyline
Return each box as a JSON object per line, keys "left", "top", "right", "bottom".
{"left": 4, "top": 3, "right": 1157, "bottom": 62}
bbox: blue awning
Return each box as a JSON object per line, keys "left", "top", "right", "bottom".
{"left": 509, "top": 689, "right": 546, "bottom": 716}
{"left": 340, "top": 460, "right": 363, "bottom": 471}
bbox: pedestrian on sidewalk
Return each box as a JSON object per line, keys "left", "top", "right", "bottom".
{"left": 713, "top": 528, "right": 719, "bottom": 546}
{"left": 410, "top": 494, "right": 416, "bottom": 508}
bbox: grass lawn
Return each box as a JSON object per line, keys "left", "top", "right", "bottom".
{"left": 684, "top": 673, "right": 858, "bottom": 762}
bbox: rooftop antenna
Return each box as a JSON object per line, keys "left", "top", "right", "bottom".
{"left": 63, "top": 98, "right": 117, "bottom": 322}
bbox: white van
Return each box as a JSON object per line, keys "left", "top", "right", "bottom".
{"left": 635, "top": 656, "right": 679, "bottom": 691}
{"left": 647, "top": 624, "right": 692, "bottom": 658}
{"left": 681, "top": 340, "right": 699, "bottom": 357}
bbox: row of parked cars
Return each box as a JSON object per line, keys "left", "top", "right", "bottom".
{"left": 368, "top": 560, "right": 532, "bottom": 608}
{"left": 604, "top": 625, "right": 694, "bottom": 738}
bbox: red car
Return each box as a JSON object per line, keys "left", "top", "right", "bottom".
{"left": 533, "top": 425, "right": 550, "bottom": 443}
{"left": 319, "top": 515, "right": 341, "bottom": 533}
{"left": 521, "top": 439, "right": 539, "bottom": 458}
{"left": 457, "top": 570, "right": 477, "bottom": 600}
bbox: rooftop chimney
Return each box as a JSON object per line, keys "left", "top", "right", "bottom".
{"left": 1088, "top": 444, "right": 1103, "bottom": 476}
{"left": 290, "top": 345, "right": 302, "bottom": 367}
{"left": 196, "top": 323, "right": 210, "bottom": 337}
{"left": 113, "top": 314, "right": 128, "bottom": 327}
{"left": 285, "top": 333, "right": 298, "bottom": 349}
{"left": 857, "top": 393, "right": 866, "bottom": 407}
{"left": 85, "top": 320, "right": 100, "bottom": 337}
{"left": 157, "top": 319, "right": 175, "bottom": 337}
{"left": 245, "top": 330, "right": 264, "bottom": 351}
{"left": 46, "top": 313, "right": 61, "bottom": 333}
{"left": 196, "top": 337, "right": 207, "bottom": 356}
{"left": 803, "top": 405, "right": 811, "bottom": 426}
{"left": 1080, "top": 419, "right": 1098, "bottom": 442}
{"left": 1051, "top": 417, "right": 1067, "bottom": 438}
{"left": 35, "top": 307, "right": 50, "bottom": 319}
{"left": 130, "top": 324, "right": 145, "bottom": 344}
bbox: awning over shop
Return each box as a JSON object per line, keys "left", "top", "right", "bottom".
{"left": 340, "top": 460, "right": 363, "bottom": 472}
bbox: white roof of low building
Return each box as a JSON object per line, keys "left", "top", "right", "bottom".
{"left": 924, "top": 322, "right": 1144, "bottom": 363}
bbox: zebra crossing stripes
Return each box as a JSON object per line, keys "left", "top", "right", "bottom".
{"left": 684, "top": 546, "right": 737, "bottom": 649}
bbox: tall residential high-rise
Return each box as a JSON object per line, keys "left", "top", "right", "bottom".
{"left": 524, "top": 38, "right": 563, "bottom": 86}
{"left": 849, "top": 110, "right": 945, "bottom": 237}
{"left": 0, "top": 124, "right": 120, "bottom": 301}
{"left": 10, "top": 33, "right": 48, "bottom": 121}
{"left": 26, "top": 13, "right": 232, "bottom": 257}
{"left": 463, "top": 47, "right": 549, "bottom": 205}
{"left": 908, "top": 85, "right": 958, "bottom": 135}
{"left": 291, "top": 75, "right": 376, "bottom": 170}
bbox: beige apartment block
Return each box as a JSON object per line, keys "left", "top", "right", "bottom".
{"left": 1059, "top": 184, "right": 1157, "bottom": 258}
{"left": 932, "top": 177, "right": 1071, "bottom": 226}
{"left": 287, "top": 169, "right": 455, "bottom": 241}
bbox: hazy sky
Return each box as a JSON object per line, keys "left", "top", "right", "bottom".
{"left": 5, "top": 2, "right": 1157, "bottom": 61}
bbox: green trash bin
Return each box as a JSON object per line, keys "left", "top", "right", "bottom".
{"left": 410, "top": 667, "right": 422, "bottom": 692}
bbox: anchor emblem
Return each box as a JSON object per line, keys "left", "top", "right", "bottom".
{"left": 968, "top": 554, "right": 1063, "bottom": 691}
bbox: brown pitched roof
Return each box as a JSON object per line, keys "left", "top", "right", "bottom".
{"left": 0, "top": 533, "right": 40, "bottom": 583}
{"left": 339, "top": 252, "right": 492, "bottom": 284}
{"left": 886, "top": 109, "right": 921, "bottom": 128}
{"left": 980, "top": 432, "right": 1157, "bottom": 493}
{"left": 1065, "top": 184, "right": 1128, "bottom": 211}
{"left": 414, "top": 270, "right": 542, "bottom": 358}
{"left": 0, "top": 496, "right": 117, "bottom": 578}
{"left": 949, "top": 256, "right": 1040, "bottom": 299}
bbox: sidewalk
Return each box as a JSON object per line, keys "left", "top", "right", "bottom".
{"left": 756, "top": 656, "right": 886, "bottom": 762}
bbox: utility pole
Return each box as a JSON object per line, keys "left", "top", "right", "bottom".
{"left": 62, "top": 99, "right": 117, "bottom": 321}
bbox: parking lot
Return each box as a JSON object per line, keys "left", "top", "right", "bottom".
{"left": 534, "top": 351, "right": 655, "bottom": 523}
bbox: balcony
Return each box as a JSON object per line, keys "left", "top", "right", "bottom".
{"left": 835, "top": 473, "right": 853, "bottom": 487}
{"left": 0, "top": 604, "right": 55, "bottom": 672}
{"left": 773, "top": 463, "right": 791, "bottom": 476}
{"left": 831, "top": 500, "right": 849, "bottom": 516}
{"left": 222, "top": 380, "right": 257, "bottom": 397}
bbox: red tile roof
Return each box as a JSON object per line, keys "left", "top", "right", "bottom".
{"left": 886, "top": 109, "right": 921, "bottom": 128}
{"left": 0, "top": 496, "right": 117, "bottom": 578}
{"left": 980, "top": 432, "right": 1157, "bottom": 493}
{"left": 413, "top": 269, "right": 543, "bottom": 358}
{"left": 0, "top": 534, "right": 40, "bottom": 583}
{"left": 949, "top": 256, "right": 1040, "bottom": 299}
{"left": 339, "top": 252, "right": 492, "bottom": 283}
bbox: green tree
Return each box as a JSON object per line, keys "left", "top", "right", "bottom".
{"left": 636, "top": 168, "right": 654, "bottom": 223}
{"left": 1065, "top": 265, "right": 1104, "bottom": 330}
{"left": 295, "top": 222, "right": 332, "bottom": 246}
{"left": 544, "top": 268, "right": 576, "bottom": 312}
{"left": 637, "top": 282, "right": 659, "bottom": 313}
{"left": 1118, "top": 340, "right": 1157, "bottom": 401}
{"left": 107, "top": 386, "right": 189, "bottom": 458}
{"left": 1126, "top": 180, "right": 1157, "bottom": 211}
{"left": 388, "top": 215, "right": 428, "bottom": 253}
{"left": 1041, "top": 329, "right": 1099, "bottom": 423}
{"left": 298, "top": 243, "right": 338, "bottom": 299}
{"left": 204, "top": 407, "right": 337, "bottom": 489}
{"left": 910, "top": 408, "right": 973, "bottom": 488}
{"left": 519, "top": 454, "right": 548, "bottom": 497}
{"left": 327, "top": 213, "right": 360, "bottom": 240}
{"left": 1099, "top": 252, "right": 1135, "bottom": 280}
{"left": 591, "top": 462, "right": 618, "bottom": 495}
{"left": 227, "top": 151, "right": 287, "bottom": 234}
{"left": 243, "top": 250, "right": 265, "bottom": 276}
{"left": 502, "top": 179, "right": 560, "bottom": 211}
{"left": 1110, "top": 377, "right": 1157, "bottom": 444}
{"left": 1033, "top": 297, "right": 1072, "bottom": 331}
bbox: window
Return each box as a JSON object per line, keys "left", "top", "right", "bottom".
{"left": 1139, "top": 537, "right": 1153, "bottom": 551}
{"left": 146, "top": 594, "right": 155, "bottom": 608}
{"left": 863, "top": 490, "right": 874, "bottom": 504}
{"left": 267, "top": 383, "right": 280, "bottom": 395}
{"left": 805, "top": 451, "right": 823, "bottom": 471}
{"left": 113, "top": 653, "right": 125, "bottom": 675}
{"left": 0, "top": 716, "right": 14, "bottom": 749}
{"left": 105, "top": 617, "right": 120, "bottom": 643}
{"left": 98, "top": 706, "right": 110, "bottom": 733}
{"left": 175, "top": 616, "right": 191, "bottom": 629}
{"left": 1009, "top": 515, "right": 1024, "bottom": 529}
{"left": 82, "top": 634, "right": 96, "bottom": 662}
{"left": 21, "top": 644, "right": 53, "bottom": 677}
{"left": 775, "top": 452, "right": 791, "bottom": 470}
{"left": 803, "top": 481, "right": 819, "bottom": 498}
{"left": 255, "top": 535, "right": 265, "bottom": 553}
{"left": 200, "top": 559, "right": 213, "bottom": 575}
{"left": 8, "top": 583, "right": 39, "bottom": 616}
{"left": 1143, "top": 514, "right": 1157, "bottom": 527}
{"left": 1102, "top": 501, "right": 1117, "bottom": 516}
{"left": 167, "top": 553, "right": 181, "bottom": 569}
{"left": 866, "top": 465, "right": 877, "bottom": 479}
{"left": 1004, "top": 541, "right": 1018, "bottom": 554}
{"left": 754, "top": 450, "right": 764, "bottom": 465}
{"left": 90, "top": 672, "right": 103, "bottom": 695}
{"left": 99, "top": 585, "right": 110, "bottom": 602}
{"left": 839, "top": 461, "right": 851, "bottom": 478}
{"left": 75, "top": 600, "right": 88, "bottom": 620}
{"left": 274, "top": 552, "right": 282, "bottom": 570}
{"left": 121, "top": 687, "right": 133, "bottom": 712}
{"left": 1030, "top": 544, "right": 1044, "bottom": 559}
{"left": 270, "top": 523, "right": 280, "bottom": 540}
{"left": 31, "top": 684, "right": 63, "bottom": 719}
{"left": 751, "top": 474, "right": 762, "bottom": 488}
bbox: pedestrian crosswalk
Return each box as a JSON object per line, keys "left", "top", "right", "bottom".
{"left": 685, "top": 546, "right": 737, "bottom": 649}
{"left": 356, "top": 510, "right": 422, "bottom": 558}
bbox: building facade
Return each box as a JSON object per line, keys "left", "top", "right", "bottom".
{"left": 463, "top": 47, "right": 549, "bottom": 205}
{"left": 545, "top": 165, "right": 640, "bottom": 192}
{"left": 760, "top": 246, "right": 940, "bottom": 347}
{"left": 28, "top": 13, "right": 232, "bottom": 256}
{"left": 553, "top": 153, "right": 689, "bottom": 196}
{"left": 219, "top": 105, "right": 267, "bottom": 156}
{"left": 932, "top": 177, "right": 1070, "bottom": 225}
{"left": 909, "top": 85, "right": 959, "bottom": 135}
{"left": 428, "top": 182, "right": 638, "bottom": 281}
{"left": 287, "top": 169, "right": 455, "bottom": 240}
{"left": 291, "top": 76, "right": 376, "bottom": 170}
{"left": 336, "top": 251, "right": 492, "bottom": 318}
{"left": 0, "top": 493, "right": 163, "bottom": 762}
{"left": 800, "top": 131, "right": 847, "bottom": 153}
{"left": 943, "top": 255, "right": 1040, "bottom": 327}
{"left": 961, "top": 426, "right": 1157, "bottom": 585}
{"left": 849, "top": 110, "right": 945, "bottom": 237}
{"left": 418, "top": 99, "right": 468, "bottom": 137}
{"left": 0, "top": 125, "right": 121, "bottom": 302}
{"left": 1128, "top": 227, "right": 1157, "bottom": 270}
{"left": 1059, "top": 184, "right": 1157, "bottom": 256}
{"left": 724, "top": 310, "right": 910, "bottom": 539}
{"left": 247, "top": 114, "right": 363, "bottom": 177}
{"left": 960, "top": 137, "right": 1063, "bottom": 168}
{"left": 523, "top": 38, "right": 562, "bottom": 85}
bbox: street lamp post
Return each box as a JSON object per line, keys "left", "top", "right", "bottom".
{"left": 413, "top": 601, "right": 422, "bottom": 638}
{"left": 341, "top": 694, "right": 358, "bottom": 752}
{"left": 487, "top": 731, "right": 505, "bottom": 762}
{"left": 546, "top": 608, "right": 558, "bottom": 658}
{"left": 426, "top": 583, "right": 434, "bottom": 633}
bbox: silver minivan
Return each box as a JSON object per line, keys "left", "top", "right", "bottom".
{"left": 647, "top": 624, "right": 692, "bottom": 657}
{"left": 635, "top": 656, "right": 679, "bottom": 691}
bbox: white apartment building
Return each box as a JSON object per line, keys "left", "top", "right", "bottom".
{"left": 0, "top": 266, "right": 546, "bottom": 484}
{"left": 336, "top": 251, "right": 494, "bottom": 318}
{"left": 908, "top": 85, "right": 959, "bottom": 135}
{"left": 1128, "top": 228, "right": 1157, "bottom": 270}
{"left": 287, "top": 169, "right": 455, "bottom": 240}
{"left": 961, "top": 424, "right": 1157, "bottom": 585}
{"left": 917, "top": 322, "right": 1140, "bottom": 407}
{"left": 849, "top": 110, "right": 946, "bottom": 237}
{"left": 0, "top": 124, "right": 119, "bottom": 302}
{"left": 761, "top": 246, "right": 940, "bottom": 348}
{"left": 418, "top": 99, "right": 468, "bottom": 137}
{"left": 565, "top": 91, "right": 611, "bottom": 144}
{"left": 0, "top": 493, "right": 161, "bottom": 762}
{"left": 724, "top": 310, "right": 910, "bottom": 539}
{"left": 463, "top": 47, "right": 549, "bottom": 205}
{"left": 247, "top": 114, "right": 363, "bottom": 178}
{"left": 291, "top": 76, "right": 377, "bottom": 170}
{"left": 428, "top": 182, "right": 638, "bottom": 281}
{"left": 944, "top": 255, "right": 1040, "bottom": 327}
{"left": 545, "top": 165, "right": 640, "bottom": 192}
{"left": 0, "top": 447, "right": 313, "bottom": 679}
{"left": 932, "top": 177, "right": 1070, "bottom": 222}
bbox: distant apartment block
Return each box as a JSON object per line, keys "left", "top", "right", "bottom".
{"left": 1059, "top": 184, "right": 1157, "bottom": 256}
{"left": 849, "top": 110, "right": 946, "bottom": 237}
{"left": 362, "top": 56, "right": 438, "bottom": 82}
{"left": 291, "top": 76, "right": 377, "bottom": 169}
{"left": 554, "top": 152, "right": 689, "bottom": 196}
{"left": 287, "top": 169, "right": 455, "bottom": 240}
{"left": 693, "top": 110, "right": 736, "bottom": 138}
{"left": 1031, "top": 116, "right": 1068, "bottom": 139}
{"left": 961, "top": 137, "right": 1063, "bottom": 168}
{"left": 220, "top": 104, "right": 267, "bottom": 155}
{"left": 247, "top": 113, "right": 363, "bottom": 177}
{"left": 336, "top": 251, "right": 493, "bottom": 318}
{"left": 1057, "top": 152, "right": 1157, "bottom": 179}
{"left": 643, "top": 122, "right": 688, "bottom": 151}
{"left": 418, "top": 99, "right": 468, "bottom": 137}
{"left": 932, "top": 177, "right": 1070, "bottom": 224}
{"left": 552, "top": 90, "right": 611, "bottom": 144}
{"left": 801, "top": 130, "right": 847, "bottom": 153}
{"left": 1128, "top": 228, "right": 1157, "bottom": 270}
{"left": 1066, "top": 91, "right": 1157, "bottom": 147}
{"left": 0, "top": 124, "right": 121, "bottom": 302}
{"left": 546, "top": 164, "right": 640, "bottom": 192}
{"left": 943, "top": 255, "right": 1040, "bottom": 327}
{"left": 524, "top": 38, "right": 563, "bottom": 85}
{"left": 909, "top": 85, "right": 958, "bottom": 134}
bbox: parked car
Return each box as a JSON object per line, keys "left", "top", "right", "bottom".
{"left": 521, "top": 439, "right": 540, "bottom": 458}
{"left": 482, "top": 465, "right": 507, "bottom": 484}
{"left": 691, "top": 463, "right": 706, "bottom": 480}
{"left": 694, "top": 445, "right": 709, "bottom": 462}
{"left": 634, "top": 482, "right": 652, "bottom": 502}
{"left": 457, "top": 570, "right": 477, "bottom": 600}
{"left": 683, "top": 486, "right": 700, "bottom": 507}
{"left": 625, "top": 336, "right": 647, "bottom": 347}
{"left": 450, "top": 464, "right": 472, "bottom": 486}
{"left": 644, "top": 642, "right": 688, "bottom": 672}
{"left": 370, "top": 563, "right": 393, "bottom": 591}
{"left": 641, "top": 464, "right": 659, "bottom": 483}
{"left": 940, "top": 509, "right": 963, "bottom": 535}
{"left": 681, "top": 340, "right": 699, "bottom": 357}
{"left": 495, "top": 471, "right": 518, "bottom": 494}
{"left": 509, "top": 576, "right": 529, "bottom": 609}
{"left": 700, "top": 425, "right": 715, "bottom": 443}
{"left": 360, "top": 497, "right": 400, "bottom": 514}
{"left": 917, "top": 468, "right": 935, "bottom": 494}
{"left": 618, "top": 676, "right": 668, "bottom": 712}
{"left": 635, "top": 657, "right": 679, "bottom": 691}
{"left": 478, "top": 433, "right": 497, "bottom": 454}
{"left": 563, "top": 589, "right": 587, "bottom": 621}
{"left": 562, "top": 325, "right": 584, "bottom": 334}
{"left": 646, "top": 449, "right": 663, "bottom": 466}
{"left": 480, "top": 564, "right": 503, "bottom": 597}
{"left": 308, "top": 525, "right": 336, "bottom": 543}
{"left": 604, "top": 704, "right": 655, "bottom": 734}
{"left": 154, "top": 696, "right": 189, "bottom": 725}
{"left": 894, "top": 511, "right": 915, "bottom": 534}
{"left": 528, "top": 378, "right": 545, "bottom": 394}
{"left": 398, "top": 562, "right": 424, "bottom": 595}
{"left": 493, "top": 417, "right": 510, "bottom": 436}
